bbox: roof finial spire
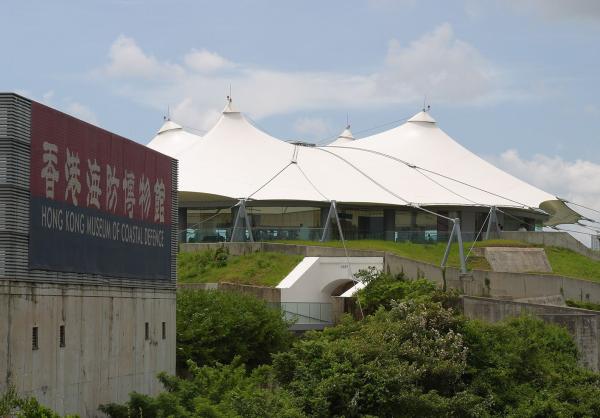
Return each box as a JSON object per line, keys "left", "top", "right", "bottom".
{"left": 422, "top": 95, "right": 431, "bottom": 112}
{"left": 346, "top": 112, "right": 350, "bottom": 129}
{"left": 227, "top": 84, "right": 232, "bottom": 104}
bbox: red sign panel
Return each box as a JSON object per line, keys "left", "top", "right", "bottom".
{"left": 30, "top": 102, "right": 172, "bottom": 223}
{"left": 29, "top": 101, "right": 173, "bottom": 279}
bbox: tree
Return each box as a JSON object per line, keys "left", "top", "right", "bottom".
{"left": 273, "top": 301, "right": 485, "bottom": 417}
{"left": 355, "top": 267, "right": 459, "bottom": 314}
{"left": 100, "top": 358, "right": 305, "bottom": 418}
{"left": 176, "top": 289, "right": 292, "bottom": 372}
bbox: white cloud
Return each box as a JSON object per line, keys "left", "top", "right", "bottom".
{"left": 293, "top": 117, "right": 332, "bottom": 139}
{"left": 102, "top": 35, "right": 184, "bottom": 79}
{"left": 93, "top": 25, "right": 510, "bottom": 132}
{"left": 65, "top": 101, "right": 99, "bottom": 125}
{"left": 377, "top": 23, "right": 497, "bottom": 103}
{"left": 184, "top": 49, "right": 234, "bottom": 73}
{"left": 506, "top": 0, "right": 600, "bottom": 21}
{"left": 490, "top": 149, "right": 600, "bottom": 211}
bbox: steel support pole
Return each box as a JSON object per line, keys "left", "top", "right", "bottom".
{"left": 484, "top": 206, "right": 499, "bottom": 241}
{"left": 243, "top": 203, "right": 254, "bottom": 242}
{"left": 455, "top": 218, "right": 467, "bottom": 273}
{"left": 230, "top": 201, "right": 242, "bottom": 242}
{"left": 320, "top": 201, "right": 336, "bottom": 242}
{"left": 441, "top": 220, "right": 457, "bottom": 269}
{"left": 230, "top": 199, "right": 254, "bottom": 242}
{"left": 332, "top": 201, "right": 346, "bottom": 243}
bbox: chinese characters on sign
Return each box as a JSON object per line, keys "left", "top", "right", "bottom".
{"left": 41, "top": 143, "right": 166, "bottom": 221}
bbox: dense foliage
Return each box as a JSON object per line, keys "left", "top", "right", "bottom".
{"left": 99, "top": 359, "right": 305, "bottom": 418}
{"left": 273, "top": 301, "right": 481, "bottom": 417}
{"left": 355, "top": 267, "right": 460, "bottom": 314}
{"left": 273, "top": 305, "right": 600, "bottom": 417}
{"left": 176, "top": 289, "right": 292, "bottom": 372}
{"left": 0, "top": 386, "right": 78, "bottom": 417}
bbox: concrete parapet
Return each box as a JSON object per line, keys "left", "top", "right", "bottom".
{"left": 473, "top": 247, "right": 552, "bottom": 273}
{"left": 500, "top": 231, "right": 600, "bottom": 261}
{"left": 178, "top": 282, "right": 281, "bottom": 304}
{"left": 219, "top": 282, "right": 281, "bottom": 303}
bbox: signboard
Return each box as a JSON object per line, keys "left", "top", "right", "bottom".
{"left": 29, "top": 102, "right": 173, "bottom": 279}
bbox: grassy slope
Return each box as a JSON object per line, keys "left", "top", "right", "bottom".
{"left": 276, "top": 239, "right": 600, "bottom": 283}
{"left": 178, "top": 251, "right": 303, "bottom": 287}
{"left": 278, "top": 239, "right": 491, "bottom": 270}
{"left": 177, "top": 240, "right": 600, "bottom": 285}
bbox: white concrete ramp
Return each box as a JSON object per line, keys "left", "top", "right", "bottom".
{"left": 277, "top": 256, "right": 382, "bottom": 328}
{"left": 277, "top": 256, "right": 383, "bottom": 304}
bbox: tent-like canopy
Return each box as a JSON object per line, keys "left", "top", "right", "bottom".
{"left": 338, "top": 111, "right": 580, "bottom": 225}
{"left": 159, "top": 101, "right": 580, "bottom": 226}
{"left": 147, "top": 119, "right": 201, "bottom": 158}
{"left": 329, "top": 126, "right": 355, "bottom": 146}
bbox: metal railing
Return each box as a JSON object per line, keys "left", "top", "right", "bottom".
{"left": 180, "top": 226, "right": 483, "bottom": 244}
{"left": 268, "top": 302, "right": 333, "bottom": 325}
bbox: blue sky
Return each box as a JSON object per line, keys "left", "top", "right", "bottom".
{"left": 2, "top": 0, "right": 600, "bottom": 209}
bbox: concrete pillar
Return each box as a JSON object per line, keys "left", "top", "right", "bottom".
{"left": 383, "top": 209, "right": 395, "bottom": 241}
{"left": 178, "top": 207, "right": 187, "bottom": 243}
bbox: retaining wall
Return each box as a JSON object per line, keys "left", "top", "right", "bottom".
{"left": 178, "top": 281, "right": 281, "bottom": 303}
{"left": 0, "top": 281, "right": 176, "bottom": 417}
{"left": 500, "top": 231, "right": 600, "bottom": 261}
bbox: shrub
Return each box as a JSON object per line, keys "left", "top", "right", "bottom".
{"left": 355, "top": 267, "right": 459, "bottom": 314}
{"left": 100, "top": 358, "right": 305, "bottom": 418}
{"left": 176, "top": 289, "right": 292, "bottom": 373}
{"left": 178, "top": 247, "right": 230, "bottom": 281}
{"left": 0, "top": 386, "right": 78, "bottom": 417}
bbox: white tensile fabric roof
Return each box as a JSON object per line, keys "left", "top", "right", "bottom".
{"left": 163, "top": 102, "right": 564, "bottom": 216}
{"left": 329, "top": 127, "right": 355, "bottom": 146}
{"left": 147, "top": 119, "right": 202, "bottom": 158}
{"left": 332, "top": 111, "right": 558, "bottom": 209}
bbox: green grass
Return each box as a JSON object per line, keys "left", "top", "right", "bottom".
{"left": 178, "top": 239, "right": 600, "bottom": 286}
{"left": 544, "top": 246, "right": 600, "bottom": 282}
{"left": 178, "top": 250, "right": 303, "bottom": 287}
{"left": 276, "top": 239, "right": 491, "bottom": 270}
{"left": 566, "top": 299, "right": 600, "bottom": 311}
{"left": 274, "top": 239, "right": 600, "bottom": 283}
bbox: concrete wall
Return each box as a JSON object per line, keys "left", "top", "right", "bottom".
{"left": 500, "top": 231, "right": 600, "bottom": 261}
{"left": 0, "top": 281, "right": 176, "bottom": 417}
{"left": 461, "top": 296, "right": 600, "bottom": 371}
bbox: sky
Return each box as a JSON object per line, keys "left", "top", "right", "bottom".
{"left": 2, "top": 0, "right": 600, "bottom": 224}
